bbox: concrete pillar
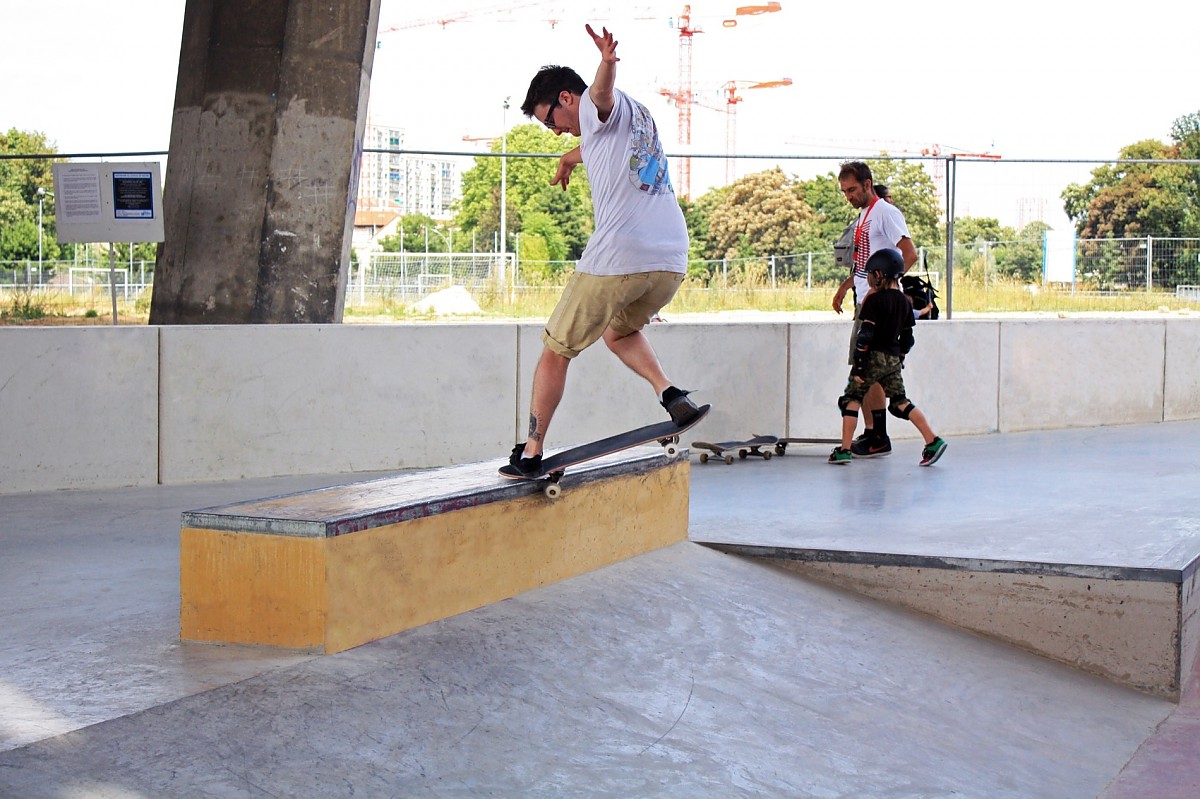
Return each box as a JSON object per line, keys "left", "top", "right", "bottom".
{"left": 150, "top": 0, "right": 380, "bottom": 324}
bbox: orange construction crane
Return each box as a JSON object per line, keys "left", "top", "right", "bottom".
{"left": 670, "top": 5, "right": 700, "bottom": 200}
{"left": 666, "top": 2, "right": 783, "bottom": 199}
{"left": 720, "top": 77, "right": 792, "bottom": 183}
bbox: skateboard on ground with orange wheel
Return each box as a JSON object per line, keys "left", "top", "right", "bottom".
{"left": 690, "top": 435, "right": 779, "bottom": 464}
{"left": 498, "top": 404, "right": 712, "bottom": 498}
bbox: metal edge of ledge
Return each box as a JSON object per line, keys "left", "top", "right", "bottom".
{"left": 697, "top": 541, "right": 1187, "bottom": 584}
{"left": 182, "top": 449, "right": 685, "bottom": 539}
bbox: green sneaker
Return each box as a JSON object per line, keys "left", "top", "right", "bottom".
{"left": 920, "top": 437, "right": 947, "bottom": 466}
{"left": 828, "top": 446, "right": 852, "bottom": 465}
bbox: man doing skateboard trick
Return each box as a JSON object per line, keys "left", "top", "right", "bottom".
{"left": 508, "top": 24, "right": 702, "bottom": 476}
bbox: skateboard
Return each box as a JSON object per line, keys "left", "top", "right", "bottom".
{"left": 691, "top": 434, "right": 779, "bottom": 465}
{"left": 499, "top": 404, "right": 712, "bottom": 498}
{"left": 772, "top": 436, "right": 840, "bottom": 456}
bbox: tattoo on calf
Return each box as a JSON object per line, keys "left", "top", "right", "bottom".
{"left": 528, "top": 414, "right": 542, "bottom": 442}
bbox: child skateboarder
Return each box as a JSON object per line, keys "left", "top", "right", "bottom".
{"left": 829, "top": 248, "right": 947, "bottom": 466}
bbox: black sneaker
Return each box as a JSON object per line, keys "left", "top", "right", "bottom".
{"left": 661, "top": 386, "right": 702, "bottom": 427}
{"left": 509, "top": 443, "right": 543, "bottom": 476}
{"left": 850, "top": 435, "right": 892, "bottom": 458}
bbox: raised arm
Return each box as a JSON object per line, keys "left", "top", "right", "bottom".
{"left": 585, "top": 24, "right": 619, "bottom": 122}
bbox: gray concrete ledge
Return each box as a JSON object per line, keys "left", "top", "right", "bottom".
{"left": 182, "top": 447, "right": 676, "bottom": 538}
{"left": 700, "top": 542, "right": 1192, "bottom": 584}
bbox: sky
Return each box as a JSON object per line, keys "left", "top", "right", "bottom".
{"left": 4, "top": 0, "right": 1197, "bottom": 231}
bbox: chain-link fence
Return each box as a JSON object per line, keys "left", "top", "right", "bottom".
{"left": 348, "top": 252, "right": 514, "bottom": 302}
{"left": 1, "top": 259, "right": 152, "bottom": 298}
{"left": 5, "top": 151, "right": 1200, "bottom": 315}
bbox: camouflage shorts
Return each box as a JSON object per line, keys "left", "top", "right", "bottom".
{"left": 842, "top": 351, "right": 907, "bottom": 404}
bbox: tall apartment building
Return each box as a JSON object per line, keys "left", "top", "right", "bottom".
{"left": 1017, "top": 197, "right": 1047, "bottom": 230}
{"left": 356, "top": 123, "right": 460, "bottom": 220}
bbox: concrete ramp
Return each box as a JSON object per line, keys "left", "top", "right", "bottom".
{"left": 0, "top": 542, "right": 1172, "bottom": 798}
{"left": 705, "top": 543, "right": 1197, "bottom": 699}
{"left": 688, "top": 421, "right": 1200, "bottom": 701}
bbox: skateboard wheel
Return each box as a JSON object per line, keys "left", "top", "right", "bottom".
{"left": 763, "top": 451, "right": 773, "bottom": 460}
{"left": 543, "top": 483, "right": 562, "bottom": 499}
{"left": 738, "top": 449, "right": 748, "bottom": 459}
{"left": 724, "top": 455, "right": 734, "bottom": 465}
{"left": 699, "top": 452, "right": 709, "bottom": 464}
{"left": 775, "top": 443, "right": 786, "bottom": 455}
{"left": 664, "top": 442, "right": 680, "bottom": 458}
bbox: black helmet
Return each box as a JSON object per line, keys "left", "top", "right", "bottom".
{"left": 865, "top": 247, "right": 905, "bottom": 280}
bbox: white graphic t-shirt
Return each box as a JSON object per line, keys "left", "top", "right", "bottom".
{"left": 575, "top": 88, "right": 688, "bottom": 276}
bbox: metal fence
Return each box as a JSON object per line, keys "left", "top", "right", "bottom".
{"left": 5, "top": 151, "right": 1200, "bottom": 314}
{"left": 5, "top": 237, "right": 1200, "bottom": 309}
{"left": 348, "top": 252, "right": 516, "bottom": 303}
{"left": 0, "top": 260, "right": 152, "bottom": 300}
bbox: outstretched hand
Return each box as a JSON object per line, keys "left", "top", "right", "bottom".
{"left": 551, "top": 147, "right": 583, "bottom": 191}
{"left": 585, "top": 24, "right": 619, "bottom": 63}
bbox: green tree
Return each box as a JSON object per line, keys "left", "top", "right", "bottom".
{"left": 951, "top": 217, "right": 1013, "bottom": 281}
{"left": 865, "top": 158, "right": 942, "bottom": 248}
{"left": 516, "top": 210, "right": 573, "bottom": 280}
{"left": 702, "top": 168, "right": 816, "bottom": 260}
{"left": 1060, "top": 111, "right": 1200, "bottom": 288}
{"left": 681, "top": 188, "right": 725, "bottom": 280}
{"left": 1170, "top": 111, "right": 1200, "bottom": 160}
{"left": 0, "top": 129, "right": 61, "bottom": 262}
{"left": 996, "top": 221, "right": 1051, "bottom": 282}
{"left": 794, "top": 172, "right": 854, "bottom": 247}
{"left": 1062, "top": 135, "right": 1200, "bottom": 240}
{"left": 953, "top": 217, "right": 1009, "bottom": 244}
{"left": 455, "top": 124, "right": 592, "bottom": 260}
{"left": 376, "top": 214, "right": 442, "bottom": 252}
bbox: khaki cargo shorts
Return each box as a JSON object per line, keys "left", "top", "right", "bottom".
{"left": 542, "top": 271, "right": 684, "bottom": 359}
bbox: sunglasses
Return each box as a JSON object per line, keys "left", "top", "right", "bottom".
{"left": 542, "top": 97, "right": 560, "bottom": 129}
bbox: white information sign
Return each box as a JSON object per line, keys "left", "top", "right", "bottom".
{"left": 52, "top": 162, "right": 165, "bottom": 244}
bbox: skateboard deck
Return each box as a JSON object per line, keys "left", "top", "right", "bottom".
{"left": 691, "top": 434, "right": 779, "bottom": 464}
{"left": 499, "top": 404, "right": 712, "bottom": 498}
{"left": 773, "top": 436, "right": 840, "bottom": 456}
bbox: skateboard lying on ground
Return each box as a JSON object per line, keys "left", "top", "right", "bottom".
{"left": 690, "top": 434, "right": 779, "bottom": 465}
{"left": 499, "top": 404, "right": 712, "bottom": 498}
{"left": 772, "top": 436, "right": 840, "bottom": 456}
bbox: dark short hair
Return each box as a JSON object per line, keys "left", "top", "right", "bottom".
{"left": 838, "top": 161, "right": 873, "bottom": 185}
{"left": 874, "top": 183, "right": 889, "bottom": 199}
{"left": 521, "top": 66, "right": 588, "bottom": 117}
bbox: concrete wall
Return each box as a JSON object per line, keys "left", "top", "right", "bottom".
{"left": 2, "top": 317, "right": 1198, "bottom": 493}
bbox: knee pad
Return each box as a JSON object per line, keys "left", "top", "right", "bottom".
{"left": 889, "top": 399, "right": 915, "bottom": 420}
{"left": 838, "top": 395, "right": 858, "bottom": 418}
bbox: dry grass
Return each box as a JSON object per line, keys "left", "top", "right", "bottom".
{"left": 5, "top": 277, "right": 1197, "bottom": 326}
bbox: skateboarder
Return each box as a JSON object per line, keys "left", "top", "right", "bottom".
{"left": 829, "top": 248, "right": 947, "bottom": 466}
{"left": 508, "top": 24, "right": 701, "bottom": 476}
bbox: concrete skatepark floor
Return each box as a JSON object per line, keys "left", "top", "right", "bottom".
{"left": 2, "top": 422, "right": 1199, "bottom": 797}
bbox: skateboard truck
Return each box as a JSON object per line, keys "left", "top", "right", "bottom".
{"left": 536, "top": 437, "right": 681, "bottom": 499}
{"left": 498, "top": 405, "right": 711, "bottom": 499}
